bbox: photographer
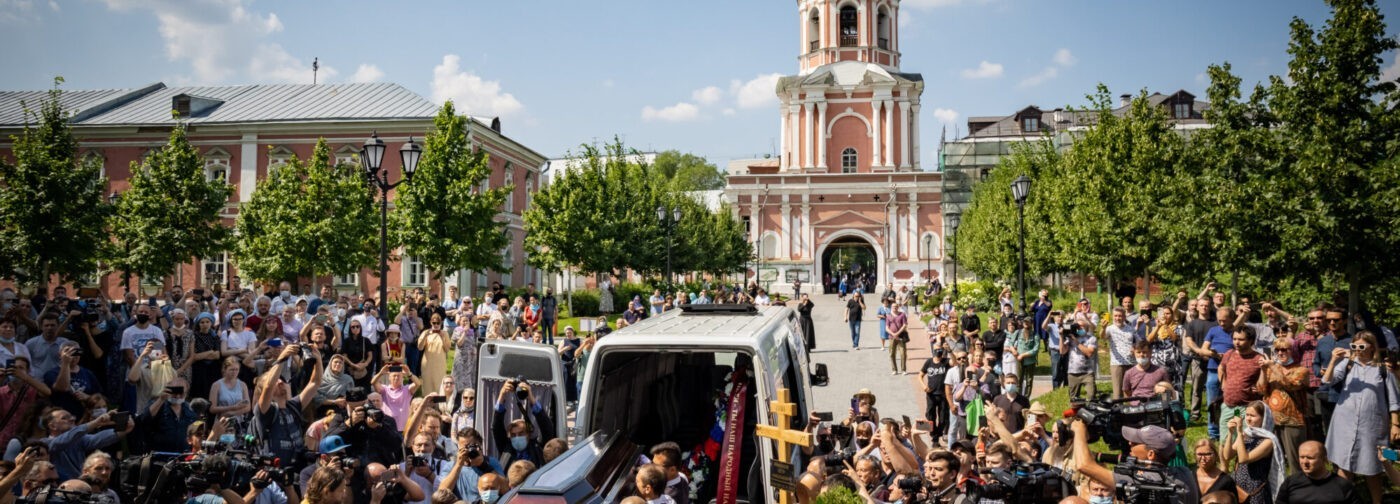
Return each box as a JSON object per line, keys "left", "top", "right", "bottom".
{"left": 400, "top": 432, "right": 451, "bottom": 504}
{"left": 1070, "top": 420, "right": 1198, "bottom": 504}
{"left": 40, "top": 409, "right": 130, "bottom": 481}
{"left": 1064, "top": 322, "right": 1097, "bottom": 401}
{"left": 438, "top": 428, "right": 502, "bottom": 503}
{"left": 491, "top": 380, "right": 554, "bottom": 466}
{"left": 363, "top": 463, "right": 425, "bottom": 504}
{"left": 255, "top": 343, "right": 322, "bottom": 464}
{"left": 143, "top": 377, "right": 197, "bottom": 453}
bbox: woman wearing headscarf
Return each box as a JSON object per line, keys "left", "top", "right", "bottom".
{"left": 450, "top": 312, "right": 478, "bottom": 394}
{"left": 1222, "top": 400, "right": 1284, "bottom": 504}
{"left": 188, "top": 313, "right": 223, "bottom": 403}
{"left": 1322, "top": 330, "right": 1400, "bottom": 504}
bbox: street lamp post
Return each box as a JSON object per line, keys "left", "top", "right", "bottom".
{"left": 362, "top": 132, "right": 422, "bottom": 310}
{"left": 656, "top": 205, "right": 681, "bottom": 291}
{"left": 948, "top": 210, "right": 961, "bottom": 302}
{"left": 108, "top": 191, "right": 131, "bottom": 294}
{"left": 1011, "top": 175, "right": 1032, "bottom": 314}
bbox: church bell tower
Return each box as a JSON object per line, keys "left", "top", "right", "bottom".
{"left": 798, "top": 0, "right": 902, "bottom": 75}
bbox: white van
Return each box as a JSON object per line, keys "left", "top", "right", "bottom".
{"left": 484, "top": 303, "right": 829, "bottom": 504}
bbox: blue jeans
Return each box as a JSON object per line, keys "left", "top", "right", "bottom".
{"left": 849, "top": 320, "right": 862, "bottom": 347}
{"left": 1206, "top": 369, "right": 1222, "bottom": 439}
{"left": 1049, "top": 349, "right": 1064, "bottom": 387}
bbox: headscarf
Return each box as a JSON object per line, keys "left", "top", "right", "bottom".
{"left": 224, "top": 309, "right": 247, "bottom": 329}
{"left": 194, "top": 312, "right": 217, "bottom": 331}
{"left": 1243, "top": 403, "right": 1286, "bottom": 499}
{"left": 851, "top": 420, "right": 882, "bottom": 460}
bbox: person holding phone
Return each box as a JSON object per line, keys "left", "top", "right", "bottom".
{"left": 373, "top": 363, "right": 420, "bottom": 433}
{"left": 44, "top": 342, "right": 97, "bottom": 421}
{"left": 143, "top": 377, "right": 198, "bottom": 453}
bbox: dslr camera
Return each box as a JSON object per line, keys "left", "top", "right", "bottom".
{"left": 1113, "top": 457, "right": 1184, "bottom": 504}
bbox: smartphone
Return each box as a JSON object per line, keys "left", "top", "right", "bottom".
{"left": 268, "top": 339, "right": 283, "bottom": 348}
{"left": 1384, "top": 447, "right": 1400, "bottom": 463}
{"left": 428, "top": 395, "right": 447, "bottom": 404}
{"left": 111, "top": 411, "right": 129, "bottom": 430}
{"left": 390, "top": 365, "right": 404, "bottom": 373}
{"left": 3, "top": 359, "right": 13, "bottom": 369}
{"left": 814, "top": 411, "right": 834, "bottom": 422}
{"left": 76, "top": 287, "right": 101, "bottom": 299}
{"left": 902, "top": 415, "right": 912, "bottom": 430}
{"left": 850, "top": 398, "right": 859, "bottom": 412}
{"left": 165, "top": 385, "right": 184, "bottom": 396}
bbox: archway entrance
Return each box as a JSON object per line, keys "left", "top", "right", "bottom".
{"left": 821, "top": 235, "right": 878, "bottom": 294}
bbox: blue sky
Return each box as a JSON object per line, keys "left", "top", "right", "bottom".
{"left": 2, "top": 0, "right": 1397, "bottom": 169}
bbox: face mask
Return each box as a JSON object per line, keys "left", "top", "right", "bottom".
{"left": 1136, "top": 357, "right": 1150, "bottom": 367}
{"left": 136, "top": 314, "right": 150, "bottom": 324}
{"left": 280, "top": 291, "right": 291, "bottom": 301}
{"left": 335, "top": 308, "right": 345, "bottom": 318}
{"left": 1077, "top": 329, "right": 1087, "bottom": 337}
{"left": 0, "top": 336, "right": 12, "bottom": 345}
{"left": 510, "top": 436, "right": 529, "bottom": 451}
{"left": 169, "top": 397, "right": 184, "bottom": 405}
{"left": 219, "top": 434, "right": 236, "bottom": 445}
{"left": 1089, "top": 497, "right": 1113, "bottom": 504}
{"left": 1005, "top": 385, "right": 1019, "bottom": 396}
{"left": 480, "top": 489, "right": 500, "bottom": 504}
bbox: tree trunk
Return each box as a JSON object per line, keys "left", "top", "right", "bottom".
{"left": 1348, "top": 265, "right": 1361, "bottom": 336}
{"left": 1231, "top": 269, "right": 1240, "bottom": 308}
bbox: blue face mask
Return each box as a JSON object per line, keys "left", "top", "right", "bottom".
{"left": 1089, "top": 496, "right": 1113, "bottom": 504}
{"left": 480, "top": 489, "right": 500, "bottom": 504}
{"left": 219, "top": 434, "right": 236, "bottom": 445}
{"left": 510, "top": 436, "right": 528, "bottom": 451}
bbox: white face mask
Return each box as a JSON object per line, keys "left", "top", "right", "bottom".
{"left": 1136, "top": 357, "right": 1150, "bottom": 367}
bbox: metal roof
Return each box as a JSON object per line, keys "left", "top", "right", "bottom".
{"left": 959, "top": 91, "right": 1212, "bottom": 139}
{"left": 0, "top": 82, "right": 440, "bottom": 127}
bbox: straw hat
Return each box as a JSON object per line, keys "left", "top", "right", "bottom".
{"left": 854, "top": 388, "right": 877, "bottom": 406}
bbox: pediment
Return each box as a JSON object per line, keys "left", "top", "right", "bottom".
{"left": 813, "top": 209, "right": 884, "bottom": 228}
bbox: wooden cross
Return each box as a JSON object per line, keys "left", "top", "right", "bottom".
{"left": 754, "top": 387, "right": 812, "bottom": 504}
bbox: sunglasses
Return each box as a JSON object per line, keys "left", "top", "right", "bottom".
{"left": 1195, "top": 452, "right": 1214, "bottom": 457}
{"left": 1327, "top": 318, "right": 1344, "bottom": 323}
{"left": 1352, "top": 344, "right": 1370, "bottom": 350}
{"left": 1308, "top": 316, "right": 1324, "bottom": 320}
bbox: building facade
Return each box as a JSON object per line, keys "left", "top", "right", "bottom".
{"left": 725, "top": 0, "right": 945, "bottom": 295}
{"left": 0, "top": 82, "right": 547, "bottom": 301}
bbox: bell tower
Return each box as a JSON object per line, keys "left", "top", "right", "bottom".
{"left": 798, "top": 0, "right": 901, "bottom": 75}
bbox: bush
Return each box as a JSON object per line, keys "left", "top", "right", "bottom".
{"left": 813, "top": 486, "right": 864, "bottom": 504}
{"left": 613, "top": 282, "right": 652, "bottom": 308}
{"left": 566, "top": 290, "right": 601, "bottom": 318}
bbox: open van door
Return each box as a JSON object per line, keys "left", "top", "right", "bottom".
{"left": 476, "top": 340, "right": 567, "bottom": 460}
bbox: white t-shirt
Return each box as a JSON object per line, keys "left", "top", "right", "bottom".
{"left": 353, "top": 314, "right": 382, "bottom": 344}
{"left": 223, "top": 329, "right": 257, "bottom": 352}
{"left": 1106, "top": 324, "right": 1135, "bottom": 366}
{"left": 120, "top": 324, "right": 166, "bottom": 355}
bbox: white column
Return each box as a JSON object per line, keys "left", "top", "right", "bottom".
{"left": 899, "top": 101, "right": 911, "bottom": 169}
{"left": 802, "top": 203, "right": 812, "bottom": 259}
{"left": 883, "top": 99, "right": 894, "bottom": 169}
{"left": 911, "top": 103, "right": 921, "bottom": 170}
{"left": 871, "top": 101, "right": 882, "bottom": 168}
{"left": 239, "top": 133, "right": 257, "bottom": 201}
{"left": 909, "top": 201, "right": 920, "bottom": 262}
{"left": 803, "top": 102, "right": 814, "bottom": 169}
{"left": 779, "top": 104, "right": 789, "bottom": 170}
{"left": 780, "top": 200, "right": 791, "bottom": 259}
{"left": 789, "top": 104, "right": 801, "bottom": 171}
{"left": 817, "top": 102, "right": 828, "bottom": 170}
{"left": 885, "top": 201, "right": 896, "bottom": 257}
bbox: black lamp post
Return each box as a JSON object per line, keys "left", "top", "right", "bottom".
{"left": 923, "top": 234, "right": 932, "bottom": 290}
{"left": 948, "top": 210, "right": 961, "bottom": 302}
{"left": 108, "top": 191, "right": 131, "bottom": 294}
{"left": 1011, "top": 175, "right": 1032, "bottom": 313}
{"left": 362, "top": 131, "right": 421, "bottom": 310}
{"left": 657, "top": 205, "right": 681, "bottom": 291}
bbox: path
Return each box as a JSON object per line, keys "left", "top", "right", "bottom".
{"left": 806, "top": 293, "right": 1056, "bottom": 424}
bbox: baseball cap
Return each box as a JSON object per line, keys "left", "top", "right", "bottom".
{"left": 319, "top": 435, "right": 351, "bottom": 454}
{"left": 1121, "top": 425, "right": 1175, "bottom": 453}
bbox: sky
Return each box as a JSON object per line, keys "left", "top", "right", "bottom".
{"left": 2, "top": 0, "right": 1398, "bottom": 169}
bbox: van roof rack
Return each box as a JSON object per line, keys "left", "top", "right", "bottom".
{"left": 678, "top": 303, "right": 759, "bottom": 314}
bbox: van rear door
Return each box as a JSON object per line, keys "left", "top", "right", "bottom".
{"left": 476, "top": 340, "right": 567, "bottom": 460}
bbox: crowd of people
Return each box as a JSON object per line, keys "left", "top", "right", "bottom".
{"left": 795, "top": 280, "right": 1400, "bottom": 504}
{"left": 0, "top": 280, "right": 614, "bottom": 504}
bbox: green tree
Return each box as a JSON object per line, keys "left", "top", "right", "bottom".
{"left": 394, "top": 101, "right": 510, "bottom": 283}
{"left": 653, "top": 150, "right": 725, "bottom": 191}
{"left": 112, "top": 124, "right": 232, "bottom": 284}
{"left": 1266, "top": 0, "right": 1400, "bottom": 317}
{"left": 955, "top": 139, "right": 1061, "bottom": 283}
{"left": 0, "top": 78, "right": 110, "bottom": 288}
{"left": 233, "top": 139, "right": 377, "bottom": 284}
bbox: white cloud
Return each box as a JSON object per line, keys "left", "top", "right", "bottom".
{"left": 959, "top": 61, "right": 1003, "bottom": 79}
{"left": 1383, "top": 57, "right": 1400, "bottom": 83}
{"left": 98, "top": 0, "right": 328, "bottom": 84}
{"left": 351, "top": 64, "right": 384, "bottom": 83}
{"left": 1053, "top": 48, "right": 1077, "bottom": 67}
{"left": 1019, "top": 67, "right": 1059, "bottom": 88}
{"left": 933, "top": 108, "right": 958, "bottom": 124}
{"left": 641, "top": 102, "right": 700, "bottom": 122}
{"left": 729, "top": 73, "right": 782, "bottom": 109}
{"left": 722, "top": 108, "right": 737, "bottom": 117}
{"left": 430, "top": 54, "right": 523, "bottom": 117}
{"left": 0, "top": 0, "right": 37, "bottom": 23}
{"left": 692, "top": 86, "right": 723, "bottom": 106}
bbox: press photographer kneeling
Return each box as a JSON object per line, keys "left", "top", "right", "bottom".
{"left": 1070, "top": 419, "right": 1199, "bottom": 504}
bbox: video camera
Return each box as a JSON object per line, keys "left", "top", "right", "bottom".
{"left": 16, "top": 486, "right": 111, "bottom": 504}
{"left": 1113, "top": 457, "right": 1184, "bottom": 504}
{"left": 970, "top": 462, "right": 1076, "bottom": 504}
{"left": 1068, "top": 393, "right": 1185, "bottom": 451}
{"left": 121, "top": 447, "right": 290, "bottom": 504}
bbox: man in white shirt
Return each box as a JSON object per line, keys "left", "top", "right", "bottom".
{"left": 269, "top": 281, "right": 295, "bottom": 315}
{"left": 1105, "top": 307, "right": 1134, "bottom": 400}
{"left": 352, "top": 302, "right": 384, "bottom": 344}
{"left": 649, "top": 290, "right": 665, "bottom": 316}
{"left": 119, "top": 304, "right": 165, "bottom": 368}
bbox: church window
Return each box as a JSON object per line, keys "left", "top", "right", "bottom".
{"left": 877, "top": 7, "right": 891, "bottom": 50}
{"left": 840, "top": 6, "right": 858, "bottom": 47}
{"left": 841, "top": 148, "right": 858, "bottom": 173}
{"left": 808, "top": 9, "right": 821, "bottom": 52}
